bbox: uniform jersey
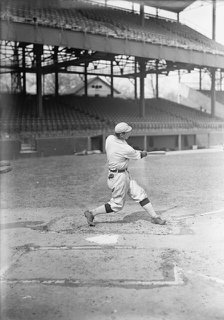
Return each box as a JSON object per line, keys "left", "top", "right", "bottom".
{"left": 105, "top": 135, "right": 141, "bottom": 171}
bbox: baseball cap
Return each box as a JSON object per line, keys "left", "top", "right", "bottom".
{"left": 114, "top": 122, "right": 132, "bottom": 133}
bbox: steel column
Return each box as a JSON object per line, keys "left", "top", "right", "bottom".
{"left": 139, "top": 59, "right": 145, "bottom": 118}
{"left": 35, "top": 44, "right": 43, "bottom": 117}
{"left": 54, "top": 46, "right": 59, "bottom": 97}
{"left": 111, "top": 59, "right": 114, "bottom": 98}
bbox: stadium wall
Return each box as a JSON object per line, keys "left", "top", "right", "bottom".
{"left": 36, "top": 136, "right": 89, "bottom": 157}
{"left": 128, "top": 136, "right": 145, "bottom": 150}
{"left": 0, "top": 139, "right": 21, "bottom": 160}
{"left": 148, "top": 135, "right": 178, "bottom": 151}
{"left": 196, "top": 134, "right": 209, "bottom": 148}
{"left": 208, "top": 132, "right": 224, "bottom": 146}
{"left": 0, "top": 136, "right": 89, "bottom": 159}
{"left": 91, "top": 135, "right": 103, "bottom": 151}
{"left": 1, "top": 132, "right": 223, "bottom": 160}
{"left": 181, "top": 135, "right": 196, "bottom": 150}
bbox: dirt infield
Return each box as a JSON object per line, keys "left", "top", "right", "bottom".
{"left": 1, "top": 151, "right": 224, "bottom": 320}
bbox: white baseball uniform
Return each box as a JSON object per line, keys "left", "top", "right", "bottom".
{"left": 105, "top": 135, "right": 148, "bottom": 212}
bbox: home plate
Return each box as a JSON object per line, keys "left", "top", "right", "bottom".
{"left": 86, "top": 234, "right": 119, "bottom": 245}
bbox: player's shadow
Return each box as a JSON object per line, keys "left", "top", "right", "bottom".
{"left": 96, "top": 209, "right": 166, "bottom": 225}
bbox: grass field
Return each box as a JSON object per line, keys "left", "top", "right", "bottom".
{"left": 1, "top": 151, "right": 224, "bottom": 213}
{"left": 1, "top": 150, "right": 224, "bottom": 236}
{"left": 1, "top": 150, "right": 224, "bottom": 320}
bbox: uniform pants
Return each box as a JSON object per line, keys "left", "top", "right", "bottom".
{"left": 107, "top": 170, "right": 147, "bottom": 212}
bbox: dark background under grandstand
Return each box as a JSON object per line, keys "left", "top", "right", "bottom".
{"left": 0, "top": 0, "right": 224, "bottom": 160}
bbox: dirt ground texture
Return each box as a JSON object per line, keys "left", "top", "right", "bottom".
{"left": 1, "top": 151, "right": 224, "bottom": 320}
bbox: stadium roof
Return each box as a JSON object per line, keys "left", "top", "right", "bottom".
{"left": 1, "top": 0, "right": 224, "bottom": 70}
{"left": 1, "top": 0, "right": 196, "bottom": 13}
{"left": 124, "top": 0, "right": 196, "bottom": 13}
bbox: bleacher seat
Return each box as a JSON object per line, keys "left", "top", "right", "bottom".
{"left": 1, "top": 0, "right": 224, "bottom": 55}
{"left": 1, "top": 93, "right": 224, "bottom": 138}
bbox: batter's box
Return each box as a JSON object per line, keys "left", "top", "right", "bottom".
{"left": 3, "top": 246, "right": 185, "bottom": 288}
{"left": 39, "top": 213, "right": 189, "bottom": 236}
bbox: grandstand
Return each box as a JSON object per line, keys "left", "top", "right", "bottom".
{"left": 1, "top": 0, "right": 224, "bottom": 159}
{"left": 1, "top": 93, "right": 224, "bottom": 155}
{"left": 1, "top": 0, "right": 224, "bottom": 54}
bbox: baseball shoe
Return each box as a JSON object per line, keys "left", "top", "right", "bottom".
{"left": 151, "top": 216, "right": 166, "bottom": 225}
{"left": 84, "top": 210, "right": 95, "bottom": 226}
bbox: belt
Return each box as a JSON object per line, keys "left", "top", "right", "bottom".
{"left": 109, "top": 169, "right": 127, "bottom": 173}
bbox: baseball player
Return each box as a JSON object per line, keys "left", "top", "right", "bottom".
{"left": 84, "top": 122, "right": 166, "bottom": 226}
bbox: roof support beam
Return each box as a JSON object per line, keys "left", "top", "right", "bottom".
{"left": 140, "top": 4, "right": 145, "bottom": 27}
{"left": 211, "top": 68, "right": 216, "bottom": 117}
{"left": 22, "top": 44, "right": 26, "bottom": 95}
{"left": 138, "top": 58, "right": 146, "bottom": 118}
{"left": 212, "top": 0, "right": 216, "bottom": 40}
{"left": 54, "top": 46, "right": 59, "bottom": 98}
{"left": 156, "top": 59, "right": 159, "bottom": 98}
{"left": 84, "top": 62, "right": 88, "bottom": 96}
{"left": 211, "top": 0, "right": 217, "bottom": 117}
{"left": 34, "top": 44, "right": 43, "bottom": 117}
{"left": 111, "top": 59, "right": 114, "bottom": 98}
{"left": 134, "top": 58, "right": 137, "bottom": 100}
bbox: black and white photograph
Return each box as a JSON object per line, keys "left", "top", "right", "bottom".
{"left": 0, "top": 0, "right": 224, "bottom": 319}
